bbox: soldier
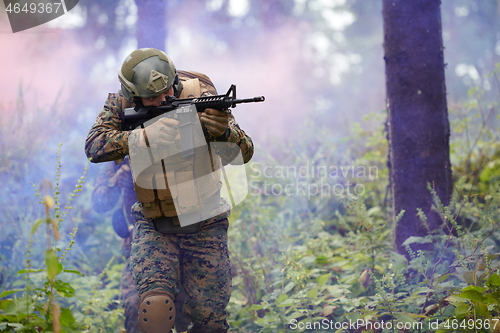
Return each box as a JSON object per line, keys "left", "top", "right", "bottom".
{"left": 85, "top": 48, "right": 254, "bottom": 333}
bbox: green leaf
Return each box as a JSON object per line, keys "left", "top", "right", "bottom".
{"left": 453, "top": 302, "right": 469, "bottom": 318}
{"left": 316, "top": 273, "right": 331, "bottom": 288}
{"left": 45, "top": 248, "right": 62, "bottom": 280}
{"left": 276, "top": 298, "right": 296, "bottom": 308}
{"left": 283, "top": 282, "right": 295, "bottom": 293}
{"left": 367, "top": 206, "right": 380, "bottom": 216}
{"left": 275, "top": 294, "right": 288, "bottom": 304}
{"left": 0, "top": 300, "right": 14, "bottom": 311}
{"left": 250, "top": 304, "right": 264, "bottom": 310}
{"left": 60, "top": 307, "right": 76, "bottom": 327}
{"left": 17, "top": 268, "right": 44, "bottom": 274}
{"left": 483, "top": 293, "right": 500, "bottom": 306}
{"left": 475, "top": 302, "right": 489, "bottom": 317}
{"left": 412, "top": 287, "right": 435, "bottom": 294}
{"left": 31, "top": 218, "right": 45, "bottom": 235}
{"left": 488, "top": 273, "right": 500, "bottom": 287}
{"left": 306, "top": 288, "right": 318, "bottom": 298}
{"left": 63, "top": 269, "right": 85, "bottom": 277}
{"left": 394, "top": 313, "right": 415, "bottom": 324}
{"left": 402, "top": 236, "right": 432, "bottom": 246}
{"left": 288, "top": 311, "right": 304, "bottom": 319}
{"left": 315, "top": 255, "right": 328, "bottom": 265}
{"left": 463, "top": 271, "right": 476, "bottom": 285}
{"left": 54, "top": 280, "right": 75, "bottom": 297}
{"left": 461, "top": 285, "right": 485, "bottom": 293}
{"left": 479, "top": 160, "right": 500, "bottom": 183}
{"left": 0, "top": 323, "right": 24, "bottom": 330}
{"left": 457, "top": 290, "right": 486, "bottom": 302}
{"left": 436, "top": 274, "right": 451, "bottom": 283}
{"left": 0, "top": 289, "right": 23, "bottom": 298}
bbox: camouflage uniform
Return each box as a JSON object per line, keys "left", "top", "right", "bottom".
{"left": 85, "top": 81, "right": 253, "bottom": 332}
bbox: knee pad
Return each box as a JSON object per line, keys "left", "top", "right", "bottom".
{"left": 138, "top": 291, "right": 176, "bottom": 333}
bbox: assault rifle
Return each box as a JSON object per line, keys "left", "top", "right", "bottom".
{"left": 121, "top": 84, "right": 265, "bottom": 158}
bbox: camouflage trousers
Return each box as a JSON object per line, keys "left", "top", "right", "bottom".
{"left": 121, "top": 250, "right": 190, "bottom": 333}
{"left": 130, "top": 202, "right": 232, "bottom": 333}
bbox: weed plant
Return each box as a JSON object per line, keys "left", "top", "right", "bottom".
{"left": 226, "top": 74, "right": 500, "bottom": 332}
{"left": 0, "top": 145, "right": 124, "bottom": 332}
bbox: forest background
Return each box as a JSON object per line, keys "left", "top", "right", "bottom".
{"left": 0, "top": 0, "right": 499, "bottom": 332}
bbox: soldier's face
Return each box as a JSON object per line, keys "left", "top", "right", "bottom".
{"left": 141, "top": 86, "right": 174, "bottom": 106}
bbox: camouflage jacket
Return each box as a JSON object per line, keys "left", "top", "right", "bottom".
{"left": 85, "top": 90, "right": 254, "bottom": 164}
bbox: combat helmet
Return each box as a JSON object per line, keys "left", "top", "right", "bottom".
{"left": 118, "top": 48, "right": 180, "bottom": 100}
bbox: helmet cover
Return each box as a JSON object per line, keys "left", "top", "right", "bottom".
{"left": 118, "top": 48, "right": 177, "bottom": 99}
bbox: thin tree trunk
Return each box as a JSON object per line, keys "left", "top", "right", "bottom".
{"left": 383, "top": 0, "right": 453, "bottom": 255}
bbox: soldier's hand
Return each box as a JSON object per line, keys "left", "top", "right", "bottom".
{"left": 200, "top": 108, "right": 230, "bottom": 138}
{"left": 142, "top": 117, "right": 179, "bottom": 146}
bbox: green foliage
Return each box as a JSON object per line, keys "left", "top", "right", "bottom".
{"left": 227, "top": 76, "right": 500, "bottom": 332}
{"left": 0, "top": 145, "right": 124, "bottom": 333}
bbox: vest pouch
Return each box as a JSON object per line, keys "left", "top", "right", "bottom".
{"left": 196, "top": 168, "right": 222, "bottom": 201}
{"left": 134, "top": 183, "right": 162, "bottom": 219}
{"left": 154, "top": 173, "right": 178, "bottom": 217}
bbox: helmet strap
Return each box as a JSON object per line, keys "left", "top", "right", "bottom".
{"left": 133, "top": 97, "right": 144, "bottom": 111}
{"left": 174, "top": 75, "right": 182, "bottom": 98}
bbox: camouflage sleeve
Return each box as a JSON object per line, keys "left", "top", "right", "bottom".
{"left": 211, "top": 113, "right": 254, "bottom": 164}
{"left": 85, "top": 92, "right": 131, "bottom": 163}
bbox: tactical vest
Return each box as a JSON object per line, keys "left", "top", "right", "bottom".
{"left": 122, "top": 71, "right": 222, "bottom": 219}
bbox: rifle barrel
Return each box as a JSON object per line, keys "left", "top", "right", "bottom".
{"left": 235, "top": 96, "right": 265, "bottom": 104}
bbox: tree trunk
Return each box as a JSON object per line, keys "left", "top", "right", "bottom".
{"left": 135, "top": 0, "right": 167, "bottom": 51}
{"left": 382, "top": 0, "right": 453, "bottom": 255}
